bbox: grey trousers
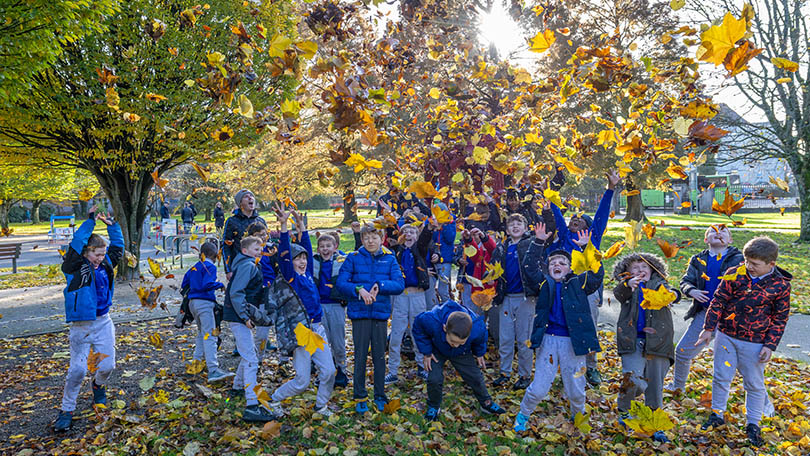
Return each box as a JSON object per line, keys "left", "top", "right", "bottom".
{"left": 520, "top": 334, "right": 586, "bottom": 417}
{"left": 189, "top": 299, "right": 219, "bottom": 374}
{"left": 672, "top": 309, "right": 711, "bottom": 389}
{"left": 711, "top": 331, "right": 767, "bottom": 425}
{"left": 272, "top": 323, "right": 336, "bottom": 409}
{"left": 231, "top": 322, "right": 259, "bottom": 406}
{"left": 61, "top": 314, "right": 116, "bottom": 412}
{"left": 436, "top": 263, "right": 452, "bottom": 303}
{"left": 321, "top": 303, "right": 347, "bottom": 370}
{"left": 618, "top": 338, "right": 669, "bottom": 412}
{"left": 498, "top": 294, "right": 534, "bottom": 378}
{"left": 388, "top": 291, "right": 426, "bottom": 374}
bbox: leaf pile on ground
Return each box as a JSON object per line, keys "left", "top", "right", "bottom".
{"left": 1, "top": 318, "right": 809, "bottom": 455}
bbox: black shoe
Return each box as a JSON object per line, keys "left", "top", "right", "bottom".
{"left": 492, "top": 374, "right": 510, "bottom": 387}
{"left": 334, "top": 367, "right": 349, "bottom": 388}
{"left": 746, "top": 423, "right": 763, "bottom": 447}
{"left": 230, "top": 388, "right": 245, "bottom": 398}
{"left": 53, "top": 410, "right": 73, "bottom": 432}
{"left": 701, "top": 412, "right": 725, "bottom": 430}
{"left": 480, "top": 400, "right": 505, "bottom": 415}
{"left": 231, "top": 347, "right": 240, "bottom": 357}
{"left": 585, "top": 367, "right": 602, "bottom": 387}
{"left": 243, "top": 404, "right": 280, "bottom": 423}
{"left": 513, "top": 377, "right": 531, "bottom": 391}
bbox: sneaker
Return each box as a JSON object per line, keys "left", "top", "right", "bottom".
{"left": 229, "top": 388, "right": 245, "bottom": 398}
{"left": 481, "top": 400, "right": 505, "bottom": 415}
{"left": 618, "top": 412, "right": 630, "bottom": 429}
{"left": 243, "top": 404, "right": 279, "bottom": 423}
{"left": 513, "top": 412, "right": 530, "bottom": 432}
{"left": 746, "top": 423, "right": 763, "bottom": 447}
{"left": 384, "top": 374, "right": 399, "bottom": 385}
{"left": 334, "top": 367, "right": 349, "bottom": 388}
{"left": 92, "top": 381, "right": 107, "bottom": 405}
{"left": 417, "top": 367, "right": 428, "bottom": 381}
{"left": 424, "top": 406, "right": 440, "bottom": 421}
{"left": 374, "top": 397, "right": 389, "bottom": 412}
{"left": 701, "top": 412, "right": 725, "bottom": 430}
{"left": 513, "top": 377, "right": 531, "bottom": 391}
{"left": 268, "top": 401, "right": 286, "bottom": 417}
{"left": 208, "top": 369, "right": 236, "bottom": 383}
{"left": 652, "top": 430, "right": 670, "bottom": 443}
{"left": 585, "top": 368, "right": 602, "bottom": 387}
{"left": 492, "top": 374, "right": 510, "bottom": 387}
{"left": 314, "top": 405, "right": 333, "bottom": 417}
{"left": 663, "top": 382, "right": 683, "bottom": 394}
{"left": 53, "top": 410, "right": 73, "bottom": 432}
{"left": 355, "top": 400, "right": 369, "bottom": 415}
{"left": 231, "top": 347, "right": 240, "bottom": 357}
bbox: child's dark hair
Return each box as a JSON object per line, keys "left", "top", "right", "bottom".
{"left": 506, "top": 213, "right": 527, "bottom": 227}
{"left": 446, "top": 311, "right": 472, "bottom": 339}
{"left": 247, "top": 221, "right": 268, "bottom": 236}
{"left": 240, "top": 236, "right": 263, "bottom": 251}
{"left": 317, "top": 231, "right": 339, "bottom": 247}
{"left": 360, "top": 224, "right": 384, "bottom": 238}
{"left": 82, "top": 234, "right": 107, "bottom": 255}
{"left": 743, "top": 236, "right": 779, "bottom": 263}
{"left": 200, "top": 241, "right": 218, "bottom": 260}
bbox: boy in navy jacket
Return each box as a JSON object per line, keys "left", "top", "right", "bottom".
{"left": 412, "top": 301, "right": 505, "bottom": 421}
{"left": 267, "top": 204, "right": 336, "bottom": 417}
{"left": 54, "top": 205, "right": 123, "bottom": 432}
{"left": 513, "top": 223, "right": 603, "bottom": 432}
{"left": 181, "top": 241, "right": 233, "bottom": 384}
{"left": 336, "top": 224, "right": 404, "bottom": 415}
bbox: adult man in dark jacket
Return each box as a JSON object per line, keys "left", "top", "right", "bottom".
{"left": 213, "top": 202, "right": 225, "bottom": 236}
{"left": 222, "top": 189, "right": 265, "bottom": 279}
{"left": 160, "top": 202, "right": 170, "bottom": 220}
{"left": 181, "top": 202, "right": 195, "bottom": 233}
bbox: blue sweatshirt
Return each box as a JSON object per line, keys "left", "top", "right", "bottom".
{"left": 401, "top": 248, "right": 419, "bottom": 287}
{"left": 505, "top": 243, "right": 523, "bottom": 293}
{"left": 280, "top": 231, "right": 323, "bottom": 324}
{"left": 636, "top": 283, "right": 647, "bottom": 339}
{"left": 95, "top": 266, "right": 110, "bottom": 316}
{"left": 549, "top": 188, "right": 614, "bottom": 253}
{"left": 182, "top": 260, "right": 224, "bottom": 303}
{"left": 259, "top": 244, "right": 277, "bottom": 287}
{"left": 317, "top": 258, "right": 335, "bottom": 304}
{"left": 546, "top": 281, "right": 569, "bottom": 336}
{"left": 704, "top": 251, "right": 724, "bottom": 306}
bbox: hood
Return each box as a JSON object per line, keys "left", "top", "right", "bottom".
{"left": 434, "top": 300, "right": 470, "bottom": 324}
{"left": 612, "top": 252, "right": 669, "bottom": 281}
{"left": 231, "top": 252, "right": 256, "bottom": 269}
{"left": 772, "top": 265, "right": 793, "bottom": 281}
{"left": 231, "top": 208, "right": 260, "bottom": 219}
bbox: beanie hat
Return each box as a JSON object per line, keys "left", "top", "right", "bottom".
{"left": 234, "top": 189, "right": 255, "bottom": 207}
{"left": 290, "top": 243, "right": 307, "bottom": 261}
{"left": 547, "top": 249, "right": 572, "bottom": 262}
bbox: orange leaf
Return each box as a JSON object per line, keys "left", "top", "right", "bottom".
{"left": 151, "top": 170, "right": 169, "bottom": 189}
{"left": 656, "top": 239, "right": 680, "bottom": 258}
{"left": 471, "top": 287, "right": 497, "bottom": 311}
{"left": 642, "top": 223, "right": 656, "bottom": 239}
{"left": 603, "top": 241, "right": 625, "bottom": 259}
{"left": 712, "top": 188, "right": 745, "bottom": 216}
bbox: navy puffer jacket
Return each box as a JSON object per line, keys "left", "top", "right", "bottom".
{"left": 336, "top": 246, "right": 404, "bottom": 320}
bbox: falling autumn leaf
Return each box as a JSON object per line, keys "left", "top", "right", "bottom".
{"left": 712, "top": 188, "right": 745, "bottom": 216}
{"left": 698, "top": 12, "right": 748, "bottom": 66}
{"left": 603, "top": 241, "right": 625, "bottom": 259}
{"left": 771, "top": 57, "right": 799, "bottom": 72}
{"left": 529, "top": 29, "right": 556, "bottom": 54}
{"left": 191, "top": 163, "right": 210, "bottom": 182}
{"left": 656, "top": 239, "right": 680, "bottom": 258}
{"left": 471, "top": 287, "right": 497, "bottom": 311}
{"left": 640, "top": 284, "right": 677, "bottom": 310}
{"left": 571, "top": 241, "right": 602, "bottom": 275}
{"left": 294, "top": 322, "right": 325, "bottom": 355}
{"left": 87, "top": 348, "right": 109, "bottom": 374}
{"left": 431, "top": 205, "right": 453, "bottom": 224}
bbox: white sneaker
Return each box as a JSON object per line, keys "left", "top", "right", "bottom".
{"left": 208, "top": 369, "right": 236, "bottom": 383}
{"left": 268, "top": 401, "right": 286, "bottom": 416}
{"left": 663, "top": 382, "right": 681, "bottom": 393}
{"left": 314, "top": 405, "right": 333, "bottom": 417}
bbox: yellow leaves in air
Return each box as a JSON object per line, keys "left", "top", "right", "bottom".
{"left": 235, "top": 94, "right": 254, "bottom": 118}
{"left": 359, "top": 125, "right": 380, "bottom": 147}
{"left": 625, "top": 221, "right": 643, "bottom": 249}
{"left": 408, "top": 181, "right": 446, "bottom": 199}
{"left": 698, "top": 12, "right": 748, "bottom": 66}
{"left": 148, "top": 257, "right": 166, "bottom": 279}
{"left": 771, "top": 57, "right": 799, "bottom": 72}
{"left": 597, "top": 129, "right": 618, "bottom": 148}
{"left": 669, "top": 0, "right": 685, "bottom": 11}
{"left": 431, "top": 205, "right": 452, "bottom": 224}
{"left": 105, "top": 87, "right": 120, "bottom": 110}
{"left": 672, "top": 117, "right": 692, "bottom": 137}
{"left": 78, "top": 189, "right": 96, "bottom": 201}
{"left": 770, "top": 176, "right": 789, "bottom": 192}
{"left": 191, "top": 163, "right": 210, "bottom": 182}
{"left": 212, "top": 126, "right": 234, "bottom": 141}
{"left": 344, "top": 152, "right": 382, "bottom": 173}
{"left": 623, "top": 401, "right": 675, "bottom": 437}
{"left": 642, "top": 223, "right": 656, "bottom": 239}
{"left": 472, "top": 146, "right": 490, "bottom": 165}
{"left": 776, "top": 77, "right": 792, "bottom": 84}
{"left": 151, "top": 170, "right": 168, "bottom": 189}
{"left": 280, "top": 99, "right": 301, "bottom": 119}
{"left": 296, "top": 40, "right": 318, "bottom": 60}
{"left": 471, "top": 287, "right": 497, "bottom": 311}
{"left": 87, "top": 348, "right": 109, "bottom": 374}
{"left": 640, "top": 284, "right": 677, "bottom": 310}
{"left": 428, "top": 87, "right": 441, "bottom": 99}
{"left": 571, "top": 241, "right": 602, "bottom": 275}
{"left": 483, "top": 262, "right": 504, "bottom": 283}
{"left": 294, "top": 322, "right": 325, "bottom": 355}
{"left": 124, "top": 251, "right": 137, "bottom": 268}
{"left": 543, "top": 188, "right": 564, "bottom": 207}
{"left": 603, "top": 241, "right": 625, "bottom": 259}
{"left": 145, "top": 93, "right": 167, "bottom": 103}
{"left": 463, "top": 245, "right": 478, "bottom": 258}
{"left": 719, "top": 263, "right": 747, "bottom": 281}
{"left": 137, "top": 285, "right": 163, "bottom": 309}
{"left": 529, "top": 29, "right": 556, "bottom": 54}
{"left": 723, "top": 40, "right": 762, "bottom": 78}
{"left": 269, "top": 34, "right": 293, "bottom": 58}
{"left": 666, "top": 162, "right": 689, "bottom": 180}
{"left": 712, "top": 188, "right": 745, "bottom": 216}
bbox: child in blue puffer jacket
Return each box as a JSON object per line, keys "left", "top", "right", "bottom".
{"left": 336, "top": 223, "right": 404, "bottom": 415}
{"left": 54, "top": 205, "right": 123, "bottom": 432}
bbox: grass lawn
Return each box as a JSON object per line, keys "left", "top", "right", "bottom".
{"left": 651, "top": 212, "right": 799, "bottom": 230}
{"left": 0, "top": 264, "right": 63, "bottom": 290}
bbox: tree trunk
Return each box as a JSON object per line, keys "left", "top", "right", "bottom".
{"left": 205, "top": 207, "right": 212, "bottom": 222}
{"left": 0, "top": 201, "right": 11, "bottom": 229}
{"left": 341, "top": 186, "right": 358, "bottom": 224}
{"left": 31, "top": 199, "right": 43, "bottom": 224}
{"left": 622, "top": 179, "right": 646, "bottom": 222}
{"left": 94, "top": 169, "right": 152, "bottom": 279}
{"left": 795, "top": 161, "right": 810, "bottom": 242}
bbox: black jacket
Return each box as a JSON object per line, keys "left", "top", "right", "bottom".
{"left": 680, "top": 246, "right": 744, "bottom": 320}
{"left": 390, "top": 225, "right": 434, "bottom": 290}
{"left": 222, "top": 209, "right": 266, "bottom": 273}
{"left": 160, "top": 206, "right": 170, "bottom": 219}
{"left": 213, "top": 207, "right": 225, "bottom": 228}
{"left": 181, "top": 207, "right": 194, "bottom": 224}
{"left": 491, "top": 232, "right": 538, "bottom": 304}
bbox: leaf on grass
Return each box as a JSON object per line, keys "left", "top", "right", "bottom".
{"left": 640, "top": 284, "right": 677, "bottom": 310}
{"left": 573, "top": 411, "right": 592, "bottom": 434}
{"left": 138, "top": 375, "right": 156, "bottom": 392}
{"left": 260, "top": 421, "right": 281, "bottom": 440}
{"left": 383, "top": 398, "right": 401, "bottom": 414}
{"left": 294, "top": 322, "right": 325, "bottom": 355}
{"left": 624, "top": 401, "right": 674, "bottom": 437}
{"left": 185, "top": 359, "right": 205, "bottom": 375}
{"left": 148, "top": 333, "right": 163, "bottom": 349}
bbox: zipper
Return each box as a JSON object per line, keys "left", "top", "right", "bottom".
{"left": 73, "top": 293, "right": 78, "bottom": 313}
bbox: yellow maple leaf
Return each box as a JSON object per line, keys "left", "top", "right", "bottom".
{"left": 573, "top": 411, "right": 592, "bottom": 434}
{"left": 543, "top": 188, "right": 564, "bottom": 207}
{"left": 294, "top": 322, "right": 325, "bottom": 355}
{"left": 529, "top": 29, "right": 556, "bottom": 54}
{"left": 344, "top": 153, "right": 382, "bottom": 173}
{"left": 148, "top": 333, "right": 163, "bottom": 349}
{"left": 698, "top": 12, "right": 747, "bottom": 66}
{"left": 571, "top": 241, "right": 602, "bottom": 275}
{"left": 640, "top": 284, "right": 677, "bottom": 310}
{"left": 483, "top": 262, "right": 504, "bottom": 283}
{"left": 712, "top": 188, "right": 745, "bottom": 216}
{"left": 268, "top": 34, "right": 293, "bottom": 58}
{"left": 771, "top": 57, "right": 799, "bottom": 72}
{"left": 147, "top": 257, "right": 165, "bottom": 279}
{"left": 185, "top": 359, "right": 205, "bottom": 375}
{"left": 472, "top": 146, "right": 490, "bottom": 165}
{"left": 408, "top": 181, "right": 442, "bottom": 199}
{"left": 666, "top": 162, "right": 688, "bottom": 180}
{"left": 603, "top": 241, "right": 625, "bottom": 259}
{"left": 428, "top": 87, "right": 441, "bottom": 99}
{"left": 280, "top": 98, "right": 301, "bottom": 119}
{"left": 719, "top": 263, "right": 747, "bottom": 281}
{"left": 431, "top": 205, "right": 452, "bottom": 224}
{"left": 624, "top": 221, "right": 643, "bottom": 249}
{"left": 624, "top": 401, "right": 675, "bottom": 437}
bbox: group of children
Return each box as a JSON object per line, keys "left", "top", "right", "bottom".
{"left": 52, "top": 183, "right": 792, "bottom": 447}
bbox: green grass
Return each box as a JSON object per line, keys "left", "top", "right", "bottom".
{"left": 0, "top": 264, "right": 62, "bottom": 289}
{"left": 651, "top": 212, "right": 799, "bottom": 230}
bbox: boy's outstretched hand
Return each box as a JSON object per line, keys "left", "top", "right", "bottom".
{"left": 351, "top": 221, "right": 362, "bottom": 233}
{"left": 291, "top": 208, "right": 306, "bottom": 233}
{"left": 607, "top": 169, "right": 621, "bottom": 190}
{"left": 476, "top": 356, "right": 486, "bottom": 370}
{"left": 273, "top": 202, "right": 290, "bottom": 230}
{"left": 573, "top": 229, "right": 591, "bottom": 247}
{"left": 534, "top": 222, "right": 550, "bottom": 241}
{"left": 424, "top": 354, "right": 438, "bottom": 372}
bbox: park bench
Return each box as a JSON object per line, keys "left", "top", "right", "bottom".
{"left": 0, "top": 243, "right": 22, "bottom": 273}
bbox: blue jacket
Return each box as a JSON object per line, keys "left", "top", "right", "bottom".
{"left": 548, "top": 189, "right": 614, "bottom": 253}
{"left": 412, "top": 300, "right": 487, "bottom": 358}
{"left": 279, "top": 230, "right": 323, "bottom": 324}
{"left": 181, "top": 260, "right": 224, "bottom": 303}
{"left": 522, "top": 241, "right": 603, "bottom": 356}
{"left": 336, "top": 246, "right": 404, "bottom": 320}
{"left": 432, "top": 219, "right": 456, "bottom": 264}
{"left": 62, "top": 216, "right": 124, "bottom": 323}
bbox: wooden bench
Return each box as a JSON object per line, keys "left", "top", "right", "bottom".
{"left": 0, "top": 243, "right": 22, "bottom": 274}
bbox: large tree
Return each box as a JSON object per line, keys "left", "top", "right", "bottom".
{"left": 0, "top": 0, "right": 296, "bottom": 276}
